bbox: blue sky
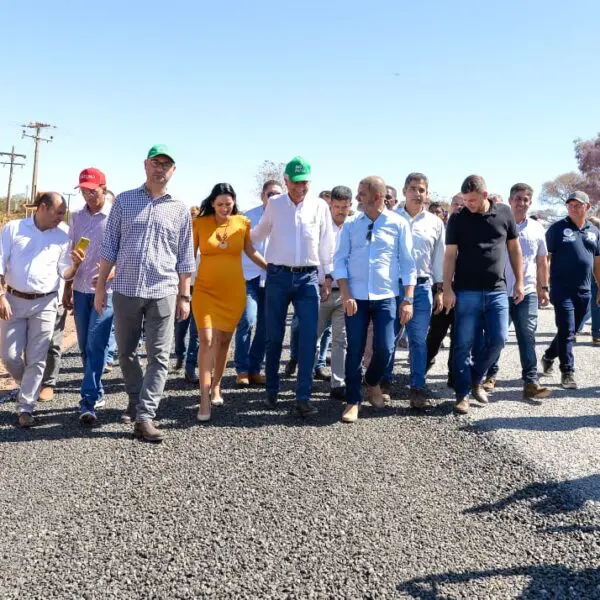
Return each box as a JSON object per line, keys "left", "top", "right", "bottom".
{"left": 1, "top": 0, "right": 599, "bottom": 212}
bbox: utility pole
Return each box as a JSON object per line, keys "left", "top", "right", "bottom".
{"left": 63, "top": 192, "right": 76, "bottom": 215}
{"left": 21, "top": 122, "right": 55, "bottom": 203}
{"left": 0, "top": 146, "right": 27, "bottom": 214}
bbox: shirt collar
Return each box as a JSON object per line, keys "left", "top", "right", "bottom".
{"left": 140, "top": 184, "right": 172, "bottom": 202}
{"left": 566, "top": 216, "right": 588, "bottom": 231}
{"left": 84, "top": 201, "right": 111, "bottom": 217}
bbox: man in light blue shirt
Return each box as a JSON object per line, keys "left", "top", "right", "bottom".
{"left": 383, "top": 173, "right": 445, "bottom": 408}
{"left": 234, "top": 179, "right": 283, "bottom": 387}
{"left": 333, "top": 176, "right": 417, "bottom": 423}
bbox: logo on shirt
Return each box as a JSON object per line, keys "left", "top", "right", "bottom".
{"left": 562, "top": 228, "right": 575, "bottom": 243}
{"left": 586, "top": 231, "right": 596, "bottom": 243}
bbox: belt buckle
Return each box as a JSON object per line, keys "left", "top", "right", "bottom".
{"left": 290, "top": 266, "right": 302, "bottom": 273}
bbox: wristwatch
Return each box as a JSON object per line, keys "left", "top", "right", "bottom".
{"left": 178, "top": 294, "right": 191, "bottom": 301}
{"left": 402, "top": 297, "right": 414, "bottom": 305}
{"left": 541, "top": 286, "right": 549, "bottom": 291}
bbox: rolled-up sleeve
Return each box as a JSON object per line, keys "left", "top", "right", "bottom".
{"left": 176, "top": 211, "right": 195, "bottom": 274}
{"left": 0, "top": 222, "right": 13, "bottom": 277}
{"left": 318, "top": 206, "right": 335, "bottom": 276}
{"left": 100, "top": 197, "right": 122, "bottom": 263}
{"left": 251, "top": 202, "right": 272, "bottom": 245}
{"left": 398, "top": 221, "right": 417, "bottom": 285}
{"left": 332, "top": 222, "right": 351, "bottom": 282}
{"left": 432, "top": 221, "right": 446, "bottom": 283}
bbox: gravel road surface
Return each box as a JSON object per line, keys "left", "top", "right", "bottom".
{"left": 0, "top": 314, "right": 598, "bottom": 599}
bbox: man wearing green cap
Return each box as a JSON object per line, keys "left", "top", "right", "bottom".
{"left": 252, "top": 156, "right": 335, "bottom": 416}
{"left": 96, "top": 144, "right": 195, "bottom": 442}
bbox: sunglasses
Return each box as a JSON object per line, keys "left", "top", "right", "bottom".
{"left": 366, "top": 222, "right": 374, "bottom": 242}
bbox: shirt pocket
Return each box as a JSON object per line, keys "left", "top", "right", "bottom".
{"left": 301, "top": 216, "right": 319, "bottom": 241}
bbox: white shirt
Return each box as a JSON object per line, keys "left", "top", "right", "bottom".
{"left": 242, "top": 204, "right": 267, "bottom": 283}
{"left": 397, "top": 207, "right": 445, "bottom": 283}
{"left": 0, "top": 217, "right": 70, "bottom": 294}
{"left": 318, "top": 219, "right": 343, "bottom": 286}
{"left": 505, "top": 217, "right": 547, "bottom": 296}
{"left": 251, "top": 194, "right": 334, "bottom": 274}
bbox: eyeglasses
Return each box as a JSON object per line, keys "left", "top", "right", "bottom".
{"left": 149, "top": 158, "right": 174, "bottom": 170}
{"left": 366, "top": 222, "right": 374, "bottom": 242}
{"left": 385, "top": 194, "right": 393, "bottom": 200}
{"left": 266, "top": 191, "right": 280, "bottom": 198}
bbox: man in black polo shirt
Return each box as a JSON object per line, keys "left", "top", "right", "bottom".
{"left": 541, "top": 191, "right": 600, "bottom": 388}
{"left": 443, "top": 175, "right": 524, "bottom": 414}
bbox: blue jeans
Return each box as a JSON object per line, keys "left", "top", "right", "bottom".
{"left": 290, "top": 313, "right": 331, "bottom": 370}
{"left": 544, "top": 288, "right": 590, "bottom": 373}
{"left": 453, "top": 290, "right": 509, "bottom": 398}
{"left": 234, "top": 276, "right": 266, "bottom": 374}
{"left": 106, "top": 325, "right": 117, "bottom": 363}
{"left": 73, "top": 291, "right": 114, "bottom": 413}
{"left": 265, "top": 265, "right": 319, "bottom": 401}
{"left": 487, "top": 293, "right": 539, "bottom": 384}
{"left": 174, "top": 310, "right": 199, "bottom": 374}
{"left": 345, "top": 298, "right": 397, "bottom": 405}
{"left": 384, "top": 281, "right": 433, "bottom": 388}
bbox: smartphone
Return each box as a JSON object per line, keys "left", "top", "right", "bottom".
{"left": 74, "top": 237, "right": 90, "bottom": 253}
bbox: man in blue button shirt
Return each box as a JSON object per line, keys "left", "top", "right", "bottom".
{"left": 333, "top": 176, "right": 417, "bottom": 423}
{"left": 541, "top": 191, "right": 600, "bottom": 388}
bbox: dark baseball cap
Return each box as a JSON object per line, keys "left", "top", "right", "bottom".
{"left": 566, "top": 190, "right": 590, "bottom": 204}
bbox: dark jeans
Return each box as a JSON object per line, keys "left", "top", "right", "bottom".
{"left": 487, "top": 293, "right": 539, "bottom": 384}
{"left": 453, "top": 290, "right": 509, "bottom": 398}
{"left": 174, "top": 311, "right": 199, "bottom": 375}
{"left": 544, "top": 288, "right": 591, "bottom": 373}
{"left": 345, "top": 298, "right": 397, "bottom": 405}
{"left": 265, "top": 265, "right": 319, "bottom": 401}
{"left": 426, "top": 307, "right": 454, "bottom": 377}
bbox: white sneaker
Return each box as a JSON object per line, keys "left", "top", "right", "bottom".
{"left": 95, "top": 398, "right": 106, "bottom": 409}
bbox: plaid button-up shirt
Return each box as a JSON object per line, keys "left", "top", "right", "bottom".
{"left": 100, "top": 185, "right": 195, "bottom": 299}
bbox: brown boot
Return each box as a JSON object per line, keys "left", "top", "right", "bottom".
{"left": 482, "top": 377, "right": 496, "bottom": 392}
{"left": 133, "top": 420, "right": 164, "bottom": 443}
{"left": 471, "top": 384, "right": 489, "bottom": 404}
{"left": 455, "top": 397, "right": 470, "bottom": 414}
{"left": 409, "top": 388, "right": 431, "bottom": 409}
{"left": 17, "top": 412, "right": 34, "bottom": 428}
{"left": 366, "top": 384, "right": 386, "bottom": 409}
{"left": 523, "top": 382, "right": 552, "bottom": 400}
{"left": 236, "top": 373, "right": 250, "bottom": 387}
{"left": 248, "top": 373, "right": 266, "bottom": 385}
{"left": 38, "top": 387, "right": 54, "bottom": 402}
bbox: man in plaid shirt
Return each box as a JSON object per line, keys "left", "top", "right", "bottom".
{"left": 96, "top": 144, "right": 195, "bottom": 442}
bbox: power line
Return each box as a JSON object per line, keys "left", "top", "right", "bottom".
{"left": 0, "top": 146, "right": 27, "bottom": 214}
{"left": 21, "top": 121, "right": 55, "bottom": 203}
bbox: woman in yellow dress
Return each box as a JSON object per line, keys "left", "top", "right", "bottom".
{"left": 193, "top": 183, "right": 267, "bottom": 422}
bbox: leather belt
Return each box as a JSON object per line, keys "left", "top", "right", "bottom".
{"left": 416, "top": 277, "right": 430, "bottom": 284}
{"left": 270, "top": 264, "right": 317, "bottom": 274}
{"left": 7, "top": 286, "right": 55, "bottom": 300}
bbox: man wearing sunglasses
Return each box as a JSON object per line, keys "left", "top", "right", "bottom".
{"left": 334, "top": 176, "right": 416, "bottom": 423}
{"left": 234, "top": 179, "right": 283, "bottom": 387}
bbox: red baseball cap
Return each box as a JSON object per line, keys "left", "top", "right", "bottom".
{"left": 76, "top": 167, "right": 106, "bottom": 190}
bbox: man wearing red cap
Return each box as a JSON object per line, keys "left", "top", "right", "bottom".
{"left": 66, "top": 168, "right": 115, "bottom": 424}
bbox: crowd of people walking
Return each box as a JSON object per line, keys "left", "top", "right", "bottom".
{"left": 1, "top": 146, "right": 599, "bottom": 441}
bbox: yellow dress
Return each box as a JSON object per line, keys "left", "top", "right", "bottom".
{"left": 192, "top": 214, "right": 250, "bottom": 332}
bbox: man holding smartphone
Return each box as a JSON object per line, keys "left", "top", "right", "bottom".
{"left": 67, "top": 167, "right": 114, "bottom": 424}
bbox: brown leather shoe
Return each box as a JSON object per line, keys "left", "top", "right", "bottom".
{"left": 366, "top": 384, "right": 386, "bottom": 409}
{"left": 133, "top": 420, "right": 164, "bottom": 443}
{"left": 455, "top": 397, "right": 470, "bottom": 414}
{"left": 17, "top": 412, "right": 34, "bottom": 428}
{"left": 341, "top": 403, "right": 359, "bottom": 423}
{"left": 38, "top": 387, "right": 54, "bottom": 402}
{"left": 471, "top": 384, "right": 489, "bottom": 404}
{"left": 523, "top": 382, "right": 552, "bottom": 400}
{"left": 236, "top": 373, "right": 250, "bottom": 387}
{"left": 248, "top": 373, "right": 266, "bottom": 385}
{"left": 409, "top": 388, "right": 431, "bottom": 409}
{"left": 482, "top": 377, "right": 496, "bottom": 392}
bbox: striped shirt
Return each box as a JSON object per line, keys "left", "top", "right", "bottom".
{"left": 100, "top": 185, "right": 195, "bottom": 299}
{"left": 70, "top": 201, "right": 112, "bottom": 294}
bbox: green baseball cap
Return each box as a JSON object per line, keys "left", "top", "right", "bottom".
{"left": 284, "top": 156, "right": 311, "bottom": 182}
{"left": 147, "top": 144, "right": 175, "bottom": 163}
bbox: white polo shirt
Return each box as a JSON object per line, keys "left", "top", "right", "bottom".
{"left": 0, "top": 217, "right": 70, "bottom": 294}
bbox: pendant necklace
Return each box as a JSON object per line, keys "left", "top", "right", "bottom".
{"left": 215, "top": 218, "right": 230, "bottom": 249}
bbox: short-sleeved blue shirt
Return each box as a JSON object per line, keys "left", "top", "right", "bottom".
{"left": 546, "top": 216, "right": 600, "bottom": 291}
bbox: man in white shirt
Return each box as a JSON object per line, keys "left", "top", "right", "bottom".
{"left": 234, "top": 179, "right": 283, "bottom": 387}
{"left": 252, "top": 156, "right": 335, "bottom": 417}
{"left": 483, "top": 183, "right": 551, "bottom": 399}
{"left": 317, "top": 185, "right": 352, "bottom": 400}
{"left": 383, "top": 173, "right": 445, "bottom": 408}
{"left": 0, "top": 192, "right": 70, "bottom": 427}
